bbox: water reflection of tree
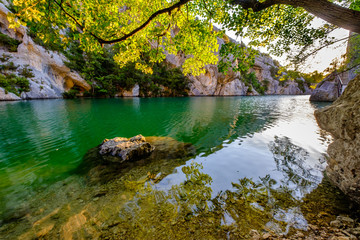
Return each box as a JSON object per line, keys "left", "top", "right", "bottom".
{"left": 104, "top": 163, "right": 298, "bottom": 239}
{"left": 269, "top": 136, "right": 322, "bottom": 195}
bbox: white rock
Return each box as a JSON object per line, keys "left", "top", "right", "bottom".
{"left": 0, "top": 3, "right": 91, "bottom": 101}
{"left": 0, "top": 87, "right": 21, "bottom": 100}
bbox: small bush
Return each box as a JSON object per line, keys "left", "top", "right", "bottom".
{"left": 18, "top": 66, "right": 35, "bottom": 78}
{"left": 0, "top": 54, "right": 11, "bottom": 62}
{"left": 270, "top": 66, "right": 279, "bottom": 79}
{"left": 0, "top": 73, "right": 30, "bottom": 95}
{"left": 63, "top": 87, "right": 80, "bottom": 99}
{"left": 295, "top": 79, "right": 306, "bottom": 93}
{"left": 242, "top": 72, "right": 267, "bottom": 95}
{"left": 1, "top": 62, "right": 18, "bottom": 71}
{"left": 0, "top": 32, "right": 21, "bottom": 52}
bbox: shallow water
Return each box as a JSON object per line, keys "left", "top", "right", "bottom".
{"left": 0, "top": 96, "right": 352, "bottom": 239}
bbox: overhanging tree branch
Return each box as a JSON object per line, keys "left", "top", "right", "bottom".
{"left": 297, "top": 35, "right": 352, "bottom": 63}
{"left": 52, "top": 0, "right": 190, "bottom": 45}
{"left": 230, "top": 0, "right": 360, "bottom": 34}
{"left": 98, "top": 0, "right": 191, "bottom": 44}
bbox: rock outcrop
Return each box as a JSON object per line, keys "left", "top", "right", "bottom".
{"left": 315, "top": 74, "right": 360, "bottom": 203}
{"left": 99, "top": 135, "right": 155, "bottom": 162}
{"left": 310, "top": 72, "right": 341, "bottom": 102}
{"left": 0, "top": 87, "right": 20, "bottom": 100}
{"left": 0, "top": 3, "right": 90, "bottom": 100}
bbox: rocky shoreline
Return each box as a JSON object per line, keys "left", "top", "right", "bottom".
{"left": 249, "top": 215, "right": 360, "bottom": 240}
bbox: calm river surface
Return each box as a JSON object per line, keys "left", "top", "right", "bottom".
{"left": 0, "top": 96, "right": 350, "bottom": 239}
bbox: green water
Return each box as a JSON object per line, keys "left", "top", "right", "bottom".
{"left": 0, "top": 96, "right": 352, "bottom": 239}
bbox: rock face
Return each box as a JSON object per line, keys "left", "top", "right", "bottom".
{"left": 315, "top": 74, "right": 360, "bottom": 203}
{"left": 118, "top": 84, "right": 140, "bottom": 97}
{"left": 310, "top": 72, "right": 340, "bottom": 102}
{"left": 99, "top": 135, "right": 155, "bottom": 162}
{"left": 165, "top": 35, "right": 311, "bottom": 96}
{"left": 0, "top": 3, "right": 90, "bottom": 100}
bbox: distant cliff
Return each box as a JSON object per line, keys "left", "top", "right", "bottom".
{"left": 0, "top": 2, "right": 310, "bottom": 100}
{"left": 160, "top": 33, "right": 312, "bottom": 97}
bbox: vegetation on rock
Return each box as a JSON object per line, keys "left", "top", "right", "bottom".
{"left": 0, "top": 32, "right": 21, "bottom": 52}
{"left": 64, "top": 42, "right": 189, "bottom": 97}
{"left": 0, "top": 73, "right": 29, "bottom": 96}
{"left": 9, "top": 0, "right": 360, "bottom": 77}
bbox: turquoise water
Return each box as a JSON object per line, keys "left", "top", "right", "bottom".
{"left": 0, "top": 96, "right": 341, "bottom": 238}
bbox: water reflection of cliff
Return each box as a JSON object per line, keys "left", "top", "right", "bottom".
{"left": 0, "top": 134, "right": 333, "bottom": 239}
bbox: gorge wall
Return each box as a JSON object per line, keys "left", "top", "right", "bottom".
{"left": 0, "top": 2, "right": 310, "bottom": 100}
{"left": 164, "top": 36, "right": 312, "bottom": 97}
{"left": 314, "top": 32, "right": 360, "bottom": 204}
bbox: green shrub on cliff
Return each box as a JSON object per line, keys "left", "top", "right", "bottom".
{"left": 242, "top": 72, "right": 267, "bottom": 95}
{"left": 0, "top": 73, "right": 30, "bottom": 95}
{"left": 0, "top": 32, "right": 21, "bottom": 52}
{"left": 64, "top": 42, "right": 189, "bottom": 97}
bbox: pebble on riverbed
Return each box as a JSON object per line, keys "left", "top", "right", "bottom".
{"left": 248, "top": 215, "right": 359, "bottom": 240}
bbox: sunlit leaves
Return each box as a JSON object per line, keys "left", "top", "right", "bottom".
{"left": 10, "top": 0, "right": 360, "bottom": 76}
{"left": 10, "top": 0, "right": 228, "bottom": 76}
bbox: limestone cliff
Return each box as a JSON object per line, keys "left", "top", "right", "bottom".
{"left": 0, "top": 2, "right": 309, "bottom": 100}
{"left": 315, "top": 74, "right": 360, "bottom": 203}
{"left": 164, "top": 36, "right": 311, "bottom": 96}
{"left": 0, "top": 3, "right": 90, "bottom": 100}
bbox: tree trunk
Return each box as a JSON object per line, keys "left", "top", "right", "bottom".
{"left": 231, "top": 0, "right": 360, "bottom": 33}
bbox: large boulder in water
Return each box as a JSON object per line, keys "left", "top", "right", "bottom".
{"left": 76, "top": 136, "right": 196, "bottom": 184}
{"left": 99, "top": 135, "right": 155, "bottom": 162}
{"left": 310, "top": 72, "right": 339, "bottom": 102}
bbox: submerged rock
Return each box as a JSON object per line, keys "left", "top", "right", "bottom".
{"left": 76, "top": 136, "right": 196, "bottom": 184}
{"left": 99, "top": 135, "right": 154, "bottom": 162}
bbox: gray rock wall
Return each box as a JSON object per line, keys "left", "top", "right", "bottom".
{"left": 165, "top": 36, "right": 311, "bottom": 96}
{"left": 0, "top": 3, "right": 90, "bottom": 101}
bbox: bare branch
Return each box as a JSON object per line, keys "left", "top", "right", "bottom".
{"left": 230, "top": 0, "right": 360, "bottom": 33}
{"left": 95, "top": 0, "right": 191, "bottom": 44}
{"left": 298, "top": 35, "right": 351, "bottom": 63}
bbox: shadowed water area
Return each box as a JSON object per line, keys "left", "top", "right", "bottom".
{"left": 0, "top": 96, "right": 357, "bottom": 239}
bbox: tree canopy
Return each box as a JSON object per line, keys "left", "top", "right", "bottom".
{"left": 8, "top": 0, "right": 360, "bottom": 75}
